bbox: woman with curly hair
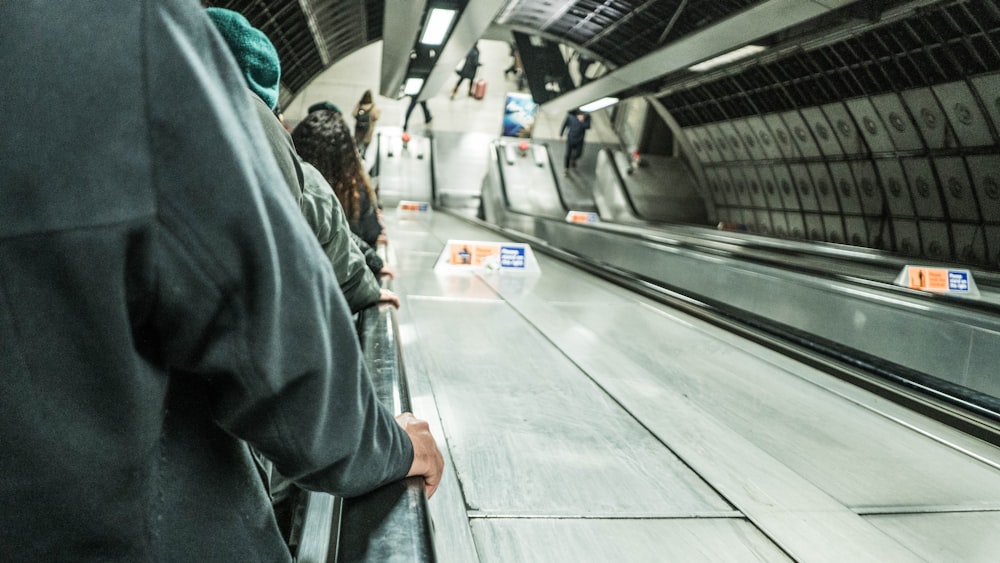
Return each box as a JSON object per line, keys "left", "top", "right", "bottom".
{"left": 293, "top": 108, "right": 384, "bottom": 247}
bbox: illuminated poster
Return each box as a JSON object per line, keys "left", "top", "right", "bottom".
{"left": 502, "top": 92, "right": 538, "bottom": 138}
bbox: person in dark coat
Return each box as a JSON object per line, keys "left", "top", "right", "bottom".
{"left": 560, "top": 109, "right": 592, "bottom": 174}
{"left": 206, "top": 7, "right": 397, "bottom": 312}
{"left": 451, "top": 42, "right": 481, "bottom": 99}
{"left": 0, "top": 1, "right": 442, "bottom": 560}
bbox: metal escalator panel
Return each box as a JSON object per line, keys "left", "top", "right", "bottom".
{"left": 702, "top": 167, "right": 726, "bottom": 210}
{"left": 705, "top": 123, "right": 736, "bottom": 162}
{"left": 783, "top": 210, "right": 806, "bottom": 240}
{"left": 762, "top": 114, "right": 799, "bottom": 159}
{"left": 714, "top": 165, "right": 738, "bottom": 208}
{"left": 843, "top": 215, "right": 869, "bottom": 249}
{"left": 769, "top": 164, "right": 799, "bottom": 212}
{"left": 899, "top": 88, "right": 950, "bottom": 150}
{"left": 687, "top": 126, "right": 715, "bottom": 164}
{"left": 727, "top": 166, "right": 753, "bottom": 209}
{"left": 870, "top": 93, "right": 923, "bottom": 152}
{"left": 985, "top": 225, "right": 1000, "bottom": 268}
{"left": 827, "top": 162, "right": 862, "bottom": 215}
{"left": 891, "top": 217, "right": 922, "bottom": 258}
{"left": 752, "top": 208, "right": 772, "bottom": 236}
{"left": 873, "top": 158, "right": 916, "bottom": 219}
{"left": 918, "top": 220, "right": 951, "bottom": 262}
{"left": 732, "top": 119, "right": 766, "bottom": 161}
{"left": 788, "top": 163, "right": 820, "bottom": 213}
{"left": 780, "top": 110, "right": 820, "bottom": 159}
{"left": 719, "top": 121, "right": 751, "bottom": 162}
{"left": 755, "top": 164, "right": 783, "bottom": 209}
{"left": 821, "top": 102, "right": 867, "bottom": 156}
{"left": 845, "top": 98, "right": 894, "bottom": 155}
{"left": 850, "top": 160, "right": 884, "bottom": 217}
{"left": 900, "top": 158, "right": 946, "bottom": 219}
{"left": 741, "top": 165, "right": 767, "bottom": 209}
{"left": 770, "top": 209, "right": 789, "bottom": 238}
{"left": 934, "top": 157, "right": 981, "bottom": 222}
{"left": 933, "top": 81, "right": 995, "bottom": 148}
{"left": 800, "top": 107, "right": 844, "bottom": 157}
{"left": 822, "top": 214, "right": 847, "bottom": 245}
{"left": 807, "top": 163, "right": 839, "bottom": 215}
{"left": 965, "top": 155, "right": 1000, "bottom": 223}
{"left": 951, "top": 222, "right": 989, "bottom": 266}
{"left": 970, "top": 73, "right": 1000, "bottom": 142}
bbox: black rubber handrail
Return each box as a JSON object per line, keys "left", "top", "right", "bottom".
{"left": 293, "top": 301, "right": 435, "bottom": 563}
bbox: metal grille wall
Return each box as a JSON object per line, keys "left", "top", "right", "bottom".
{"left": 662, "top": 0, "right": 1000, "bottom": 268}
{"left": 206, "top": 0, "right": 377, "bottom": 103}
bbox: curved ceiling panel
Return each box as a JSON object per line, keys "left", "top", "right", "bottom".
{"left": 497, "top": 0, "right": 764, "bottom": 67}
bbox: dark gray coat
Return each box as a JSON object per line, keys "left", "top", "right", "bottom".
{"left": 0, "top": 1, "right": 411, "bottom": 560}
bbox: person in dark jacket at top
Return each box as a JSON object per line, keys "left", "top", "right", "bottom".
{"left": 560, "top": 109, "right": 592, "bottom": 175}
{"left": 0, "top": 2, "right": 442, "bottom": 561}
{"left": 451, "top": 42, "right": 481, "bottom": 99}
{"left": 205, "top": 7, "right": 397, "bottom": 311}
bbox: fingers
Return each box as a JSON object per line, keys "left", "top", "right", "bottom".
{"left": 395, "top": 412, "right": 445, "bottom": 499}
{"left": 379, "top": 289, "right": 401, "bottom": 309}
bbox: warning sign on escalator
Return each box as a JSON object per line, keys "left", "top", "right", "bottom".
{"left": 435, "top": 239, "right": 540, "bottom": 274}
{"left": 894, "top": 265, "right": 980, "bottom": 298}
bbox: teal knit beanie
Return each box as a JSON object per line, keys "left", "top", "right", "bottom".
{"left": 206, "top": 8, "right": 281, "bottom": 110}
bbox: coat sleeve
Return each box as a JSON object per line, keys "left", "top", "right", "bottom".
{"left": 300, "top": 162, "right": 381, "bottom": 313}
{"left": 147, "top": 7, "right": 411, "bottom": 497}
{"left": 352, "top": 232, "right": 385, "bottom": 275}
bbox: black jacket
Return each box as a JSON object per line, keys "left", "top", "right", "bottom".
{"left": 0, "top": 1, "right": 411, "bottom": 560}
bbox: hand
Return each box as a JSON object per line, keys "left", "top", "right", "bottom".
{"left": 395, "top": 412, "right": 444, "bottom": 498}
{"left": 379, "top": 288, "right": 400, "bottom": 309}
{"left": 379, "top": 263, "right": 397, "bottom": 280}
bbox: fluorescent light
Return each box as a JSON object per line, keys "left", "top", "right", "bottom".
{"left": 420, "top": 8, "right": 456, "bottom": 45}
{"left": 688, "top": 45, "right": 765, "bottom": 72}
{"left": 579, "top": 97, "right": 618, "bottom": 112}
{"left": 403, "top": 78, "right": 424, "bottom": 96}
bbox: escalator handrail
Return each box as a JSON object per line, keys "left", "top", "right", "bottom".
{"left": 294, "top": 301, "right": 435, "bottom": 563}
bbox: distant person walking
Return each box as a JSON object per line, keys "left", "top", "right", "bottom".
{"left": 451, "top": 43, "right": 481, "bottom": 99}
{"left": 560, "top": 110, "right": 591, "bottom": 175}
{"left": 403, "top": 95, "right": 432, "bottom": 132}
{"left": 352, "top": 90, "right": 380, "bottom": 157}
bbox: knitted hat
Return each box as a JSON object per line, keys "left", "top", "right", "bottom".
{"left": 206, "top": 8, "right": 281, "bottom": 110}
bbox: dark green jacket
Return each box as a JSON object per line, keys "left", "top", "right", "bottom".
{"left": 0, "top": 1, "right": 411, "bottom": 560}
{"left": 300, "top": 161, "right": 382, "bottom": 312}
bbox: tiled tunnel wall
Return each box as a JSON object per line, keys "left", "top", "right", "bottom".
{"left": 662, "top": 0, "right": 1000, "bottom": 269}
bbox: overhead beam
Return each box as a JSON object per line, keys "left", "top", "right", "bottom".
{"left": 418, "top": 0, "right": 506, "bottom": 101}
{"left": 540, "top": 0, "right": 862, "bottom": 117}
{"left": 380, "top": 0, "right": 429, "bottom": 99}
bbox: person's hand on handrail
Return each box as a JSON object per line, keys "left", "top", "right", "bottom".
{"left": 395, "top": 412, "right": 444, "bottom": 498}
{"left": 379, "top": 288, "right": 401, "bottom": 309}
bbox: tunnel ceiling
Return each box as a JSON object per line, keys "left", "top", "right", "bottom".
{"left": 205, "top": 0, "right": 801, "bottom": 104}
{"left": 206, "top": 0, "right": 384, "bottom": 100}
{"left": 657, "top": 0, "right": 1000, "bottom": 128}
{"left": 494, "top": 0, "right": 763, "bottom": 68}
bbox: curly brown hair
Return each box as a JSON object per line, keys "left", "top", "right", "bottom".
{"left": 291, "top": 109, "right": 376, "bottom": 223}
